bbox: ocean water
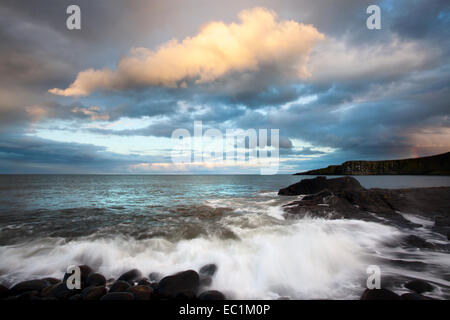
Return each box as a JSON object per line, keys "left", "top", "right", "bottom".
{"left": 0, "top": 174, "right": 449, "bottom": 299}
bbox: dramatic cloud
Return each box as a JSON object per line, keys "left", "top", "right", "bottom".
{"left": 49, "top": 7, "right": 324, "bottom": 96}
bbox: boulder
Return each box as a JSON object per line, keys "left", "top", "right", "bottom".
{"left": 86, "top": 273, "right": 106, "bottom": 287}
{"left": 9, "top": 279, "right": 49, "bottom": 295}
{"left": 117, "top": 269, "right": 142, "bottom": 283}
{"left": 360, "top": 288, "right": 401, "bottom": 300}
{"left": 435, "top": 216, "right": 450, "bottom": 227}
{"left": 198, "top": 290, "right": 225, "bottom": 300}
{"left": 109, "top": 280, "right": 131, "bottom": 293}
{"left": 51, "top": 282, "right": 79, "bottom": 299}
{"left": 0, "top": 284, "right": 9, "bottom": 299}
{"left": 404, "top": 280, "right": 434, "bottom": 294}
{"left": 41, "top": 277, "right": 60, "bottom": 285}
{"left": 81, "top": 286, "right": 107, "bottom": 300}
{"left": 137, "top": 278, "right": 151, "bottom": 286}
{"left": 401, "top": 293, "right": 433, "bottom": 300}
{"left": 127, "top": 285, "right": 152, "bottom": 300}
{"left": 278, "top": 176, "right": 364, "bottom": 196}
{"left": 158, "top": 270, "right": 200, "bottom": 299}
{"left": 100, "top": 292, "right": 134, "bottom": 300}
{"left": 199, "top": 264, "right": 217, "bottom": 277}
{"left": 15, "top": 290, "right": 40, "bottom": 300}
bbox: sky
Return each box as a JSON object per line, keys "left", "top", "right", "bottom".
{"left": 0, "top": 0, "right": 449, "bottom": 174}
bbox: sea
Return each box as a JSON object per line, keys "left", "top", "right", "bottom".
{"left": 0, "top": 174, "right": 449, "bottom": 299}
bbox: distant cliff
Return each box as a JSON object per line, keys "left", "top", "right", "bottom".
{"left": 295, "top": 152, "right": 450, "bottom": 175}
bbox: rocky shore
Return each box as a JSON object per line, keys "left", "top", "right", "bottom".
{"left": 279, "top": 176, "right": 450, "bottom": 239}
{"left": 0, "top": 264, "right": 225, "bottom": 301}
{"left": 279, "top": 176, "right": 450, "bottom": 300}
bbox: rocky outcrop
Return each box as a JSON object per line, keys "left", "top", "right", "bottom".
{"left": 295, "top": 152, "right": 450, "bottom": 175}
{"left": 279, "top": 177, "right": 450, "bottom": 234}
{"left": 278, "top": 176, "right": 364, "bottom": 195}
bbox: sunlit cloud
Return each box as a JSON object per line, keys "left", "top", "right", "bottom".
{"left": 49, "top": 7, "right": 324, "bottom": 97}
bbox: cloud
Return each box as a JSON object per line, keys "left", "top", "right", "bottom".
{"left": 49, "top": 7, "right": 324, "bottom": 96}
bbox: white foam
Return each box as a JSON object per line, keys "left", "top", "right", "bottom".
{"left": 0, "top": 217, "right": 403, "bottom": 299}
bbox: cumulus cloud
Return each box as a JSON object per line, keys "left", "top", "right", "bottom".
{"left": 49, "top": 7, "right": 324, "bottom": 97}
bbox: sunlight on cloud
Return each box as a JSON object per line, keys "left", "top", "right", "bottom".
{"left": 49, "top": 7, "right": 324, "bottom": 97}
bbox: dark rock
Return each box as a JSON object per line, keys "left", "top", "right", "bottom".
{"left": 81, "top": 286, "right": 107, "bottom": 300}
{"left": 199, "top": 264, "right": 217, "bottom": 277}
{"left": 403, "top": 235, "right": 434, "bottom": 249}
{"left": 68, "top": 294, "right": 82, "bottom": 300}
{"left": 137, "top": 278, "right": 151, "bottom": 286}
{"left": 278, "top": 176, "right": 364, "bottom": 196}
{"left": 40, "top": 284, "right": 59, "bottom": 298}
{"left": 404, "top": 279, "right": 434, "bottom": 294}
{"left": 198, "top": 290, "right": 225, "bottom": 300}
{"left": 109, "top": 280, "right": 131, "bottom": 293}
{"left": 158, "top": 270, "right": 200, "bottom": 299}
{"left": 175, "top": 290, "right": 196, "bottom": 300}
{"left": 401, "top": 293, "right": 433, "bottom": 300}
{"left": 10, "top": 279, "right": 49, "bottom": 295}
{"left": 117, "top": 269, "right": 142, "bottom": 283}
{"left": 360, "top": 288, "right": 401, "bottom": 300}
{"left": 100, "top": 292, "right": 134, "bottom": 300}
{"left": 435, "top": 216, "right": 450, "bottom": 227}
{"left": 41, "top": 277, "right": 60, "bottom": 285}
{"left": 127, "top": 285, "right": 152, "bottom": 300}
{"left": 52, "top": 282, "right": 79, "bottom": 299}
{"left": 86, "top": 273, "right": 106, "bottom": 287}
{"left": 0, "top": 284, "right": 9, "bottom": 299}
{"left": 16, "top": 290, "right": 40, "bottom": 300}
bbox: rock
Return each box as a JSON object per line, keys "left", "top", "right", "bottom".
{"left": 52, "top": 282, "right": 80, "bottom": 299}
{"left": 435, "top": 216, "right": 450, "bottom": 227}
{"left": 404, "top": 280, "right": 434, "bottom": 294}
{"left": 401, "top": 293, "right": 433, "bottom": 300}
{"left": 41, "top": 277, "right": 60, "bottom": 285}
{"left": 175, "top": 291, "right": 196, "bottom": 300}
{"left": 360, "top": 288, "right": 401, "bottom": 300}
{"left": 278, "top": 176, "right": 364, "bottom": 196}
{"left": 69, "top": 294, "right": 82, "bottom": 300}
{"left": 158, "top": 270, "right": 200, "bottom": 299}
{"left": 16, "top": 290, "right": 40, "bottom": 300}
{"left": 198, "top": 290, "right": 225, "bottom": 300}
{"left": 10, "top": 279, "right": 49, "bottom": 295}
{"left": 137, "top": 278, "right": 151, "bottom": 286}
{"left": 100, "top": 292, "right": 134, "bottom": 300}
{"left": 199, "top": 264, "right": 217, "bottom": 277}
{"left": 127, "top": 285, "right": 152, "bottom": 300}
{"left": 403, "top": 235, "right": 434, "bottom": 249}
{"left": 86, "top": 273, "right": 106, "bottom": 287}
{"left": 117, "top": 269, "right": 142, "bottom": 283}
{"left": 109, "top": 280, "right": 131, "bottom": 293}
{"left": 0, "top": 284, "right": 9, "bottom": 299}
{"left": 81, "top": 286, "right": 107, "bottom": 300}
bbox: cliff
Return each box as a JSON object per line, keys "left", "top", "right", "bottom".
{"left": 295, "top": 152, "right": 450, "bottom": 175}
